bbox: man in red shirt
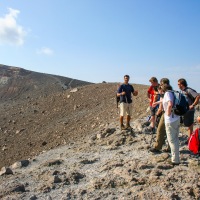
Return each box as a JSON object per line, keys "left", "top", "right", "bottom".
{"left": 147, "top": 77, "right": 159, "bottom": 133}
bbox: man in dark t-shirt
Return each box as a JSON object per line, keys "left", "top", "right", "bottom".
{"left": 117, "top": 75, "right": 138, "bottom": 130}
{"left": 178, "top": 78, "right": 200, "bottom": 137}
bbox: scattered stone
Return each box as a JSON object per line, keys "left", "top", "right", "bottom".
{"left": 2, "top": 146, "right": 7, "bottom": 151}
{"left": 69, "top": 172, "right": 85, "bottom": 184}
{"left": 89, "top": 134, "right": 97, "bottom": 141}
{"left": 80, "top": 158, "right": 98, "bottom": 164}
{"left": 96, "top": 133, "right": 103, "bottom": 139}
{"left": 50, "top": 175, "right": 62, "bottom": 184}
{"left": 0, "top": 167, "right": 13, "bottom": 176}
{"left": 43, "top": 159, "right": 63, "bottom": 167}
{"left": 11, "top": 160, "right": 30, "bottom": 169}
{"left": 42, "top": 141, "right": 47, "bottom": 146}
{"left": 157, "top": 164, "right": 174, "bottom": 170}
{"left": 30, "top": 195, "right": 37, "bottom": 200}
{"left": 152, "top": 153, "right": 170, "bottom": 163}
{"left": 16, "top": 128, "right": 25, "bottom": 134}
{"left": 138, "top": 164, "right": 154, "bottom": 170}
{"left": 70, "top": 88, "right": 78, "bottom": 93}
{"left": 9, "top": 183, "right": 25, "bottom": 193}
{"left": 52, "top": 170, "right": 60, "bottom": 175}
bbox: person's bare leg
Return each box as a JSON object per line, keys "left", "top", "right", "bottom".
{"left": 126, "top": 115, "right": 131, "bottom": 128}
{"left": 188, "top": 124, "right": 193, "bottom": 136}
{"left": 120, "top": 116, "right": 125, "bottom": 130}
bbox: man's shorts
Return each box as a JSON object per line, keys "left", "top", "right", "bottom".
{"left": 183, "top": 110, "right": 195, "bottom": 127}
{"left": 120, "top": 102, "right": 132, "bottom": 117}
{"left": 150, "top": 106, "right": 157, "bottom": 116}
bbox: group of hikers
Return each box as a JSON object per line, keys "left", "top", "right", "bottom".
{"left": 117, "top": 75, "right": 200, "bottom": 165}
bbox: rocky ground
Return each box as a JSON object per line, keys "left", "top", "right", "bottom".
{"left": 0, "top": 120, "right": 200, "bottom": 200}
{"left": 0, "top": 65, "right": 200, "bottom": 199}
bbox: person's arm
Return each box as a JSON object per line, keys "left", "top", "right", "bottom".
{"left": 191, "top": 95, "right": 200, "bottom": 109}
{"left": 117, "top": 91, "right": 126, "bottom": 97}
{"left": 156, "top": 102, "right": 163, "bottom": 116}
{"left": 152, "top": 99, "right": 163, "bottom": 107}
{"left": 152, "top": 92, "right": 159, "bottom": 104}
{"left": 117, "top": 85, "right": 126, "bottom": 97}
{"left": 147, "top": 93, "right": 151, "bottom": 102}
{"left": 197, "top": 116, "right": 200, "bottom": 123}
{"left": 147, "top": 86, "right": 152, "bottom": 102}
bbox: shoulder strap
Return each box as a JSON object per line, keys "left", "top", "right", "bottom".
{"left": 121, "top": 84, "right": 125, "bottom": 91}
{"left": 167, "top": 90, "right": 176, "bottom": 94}
{"left": 185, "top": 87, "right": 195, "bottom": 102}
{"left": 186, "top": 87, "right": 197, "bottom": 93}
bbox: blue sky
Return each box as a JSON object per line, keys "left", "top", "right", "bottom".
{"left": 0, "top": 0, "right": 200, "bottom": 90}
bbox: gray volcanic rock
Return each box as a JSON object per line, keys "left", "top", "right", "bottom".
{"left": 0, "top": 121, "right": 199, "bottom": 199}
{"left": 0, "top": 64, "right": 200, "bottom": 199}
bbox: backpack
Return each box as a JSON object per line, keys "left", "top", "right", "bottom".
{"left": 116, "top": 84, "right": 125, "bottom": 108}
{"left": 170, "top": 90, "right": 189, "bottom": 116}
{"left": 116, "top": 93, "right": 120, "bottom": 108}
{"left": 185, "top": 87, "right": 198, "bottom": 104}
{"left": 188, "top": 128, "right": 200, "bottom": 155}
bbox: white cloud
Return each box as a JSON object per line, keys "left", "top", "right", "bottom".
{"left": 36, "top": 47, "right": 54, "bottom": 56}
{"left": 0, "top": 8, "right": 27, "bottom": 46}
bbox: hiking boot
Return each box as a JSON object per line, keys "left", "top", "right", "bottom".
{"left": 120, "top": 124, "right": 126, "bottom": 131}
{"left": 163, "top": 148, "right": 171, "bottom": 153}
{"left": 146, "top": 127, "right": 156, "bottom": 134}
{"left": 149, "top": 148, "right": 161, "bottom": 153}
{"left": 184, "top": 140, "right": 188, "bottom": 145}
{"left": 167, "top": 160, "right": 180, "bottom": 166}
{"left": 143, "top": 121, "right": 150, "bottom": 127}
{"left": 172, "top": 162, "right": 180, "bottom": 166}
{"left": 126, "top": 123, "right": 132, "bottom": 129}
{"left": 152, "top": 127, "right": 156, "bottom": 134}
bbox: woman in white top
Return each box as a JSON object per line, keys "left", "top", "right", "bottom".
{"left": 162, "top": 84, "right": 180, "bottom": 165}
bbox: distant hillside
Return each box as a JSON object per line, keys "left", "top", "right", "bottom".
{"left": 0, "top": 64, "right": 149, "bottom": 169}
{"left": 0, "top": 64, "right": 93, "bottom": 101}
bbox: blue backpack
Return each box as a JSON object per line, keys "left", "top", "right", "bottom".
{"left": 170, "top": 90, "right": 189, "bottom": 116}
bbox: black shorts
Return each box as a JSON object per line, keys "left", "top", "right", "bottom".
{"left": 150, "top": 106, "right": 158, "bottom": 116}
{"left": 183, "top": 110, "right": 195, "bottom": 127}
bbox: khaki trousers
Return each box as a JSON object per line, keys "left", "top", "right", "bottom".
{"left": 154, "top": 113, "right": 167, "bottom": 150}
{"left": 165, "top": 119, "right": 180, "bottom": 163}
